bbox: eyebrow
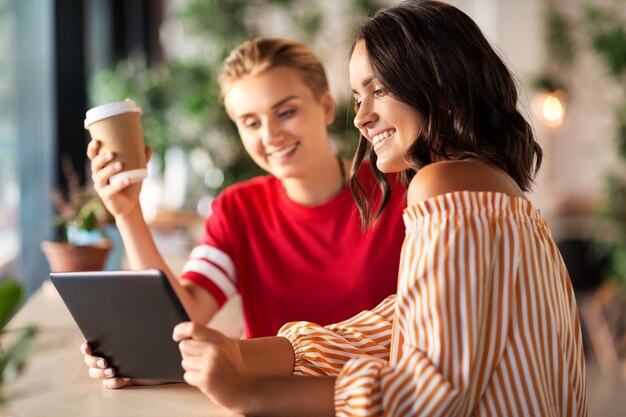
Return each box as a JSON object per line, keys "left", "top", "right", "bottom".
{"left": 351, "top": 75, "right": 375, "bottom": 94}
{"left": 273, "top": 95, "right": 297, "bottom": 108}
{"left": 236, "top": 95, "right": 298, "bottom": 120}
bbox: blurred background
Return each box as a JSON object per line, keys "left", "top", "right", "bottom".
{"left": 1, "top": 0, "right": 626, "bottom": 414}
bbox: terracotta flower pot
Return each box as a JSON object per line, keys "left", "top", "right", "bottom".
{"left": 41, "top": 239, "right": 113, "bottom": 272}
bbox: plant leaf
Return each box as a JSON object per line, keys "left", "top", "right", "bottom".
{"left": 0, "top": 281, "right": 22, "bottom": 329}
{"left": 0, "top": 326, "right": 37, "bottom": 387}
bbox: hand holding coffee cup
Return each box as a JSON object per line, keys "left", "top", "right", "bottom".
{"left": 84, "top": 99, "right": 147, "bottom": 185}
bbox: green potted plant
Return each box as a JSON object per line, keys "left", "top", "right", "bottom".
{"left": 0, "top": 279, "right": 36, "bottom": 403}
{"left": 40, "top": 161, "right": 113, "bottom": 272}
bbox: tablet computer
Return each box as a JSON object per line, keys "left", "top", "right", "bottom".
{"left": 50, "top": 269, "right": 189, "bottom": 382}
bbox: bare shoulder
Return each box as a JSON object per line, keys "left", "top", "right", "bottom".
{"left": 407, "top": 160, "right": 525, "bottom": 207}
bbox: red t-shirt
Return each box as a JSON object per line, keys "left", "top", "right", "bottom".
{"left": 180, "top": 164, "right": 406, "bottom": 337}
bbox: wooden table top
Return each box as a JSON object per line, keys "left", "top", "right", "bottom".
{"left": 2, "top": 280, "right": 243, "bottom": 417}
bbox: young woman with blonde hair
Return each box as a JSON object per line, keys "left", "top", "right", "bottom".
{"left": 82, "top": 37, "right": 406, "bottom": 388}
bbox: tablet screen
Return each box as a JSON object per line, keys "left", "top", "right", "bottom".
{"left": 50, "top": 269, "right": 189, "bottom": 381}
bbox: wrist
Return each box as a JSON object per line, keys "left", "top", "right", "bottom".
{"left": 234, "top": 376, "right": 337, "bottom": 417}
{"left": 239, "top": 376, "right": 263, "bottom": 414}
{"left": 114, "top": 204, "right": 144, "bottom": 224}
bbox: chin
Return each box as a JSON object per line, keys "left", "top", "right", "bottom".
{"left": 270, "top": 166, "right": 297, "bottom": 180}
{"left": 375, "top": 158, "right": 407, "bottom": 174}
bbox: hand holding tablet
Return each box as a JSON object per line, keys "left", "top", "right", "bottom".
{"left": 51, "top": 269, "right": 189, "bottom": 382}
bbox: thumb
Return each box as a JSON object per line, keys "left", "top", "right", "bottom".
{"left": 173, "top": 321, "right": 222, "bottom": 342}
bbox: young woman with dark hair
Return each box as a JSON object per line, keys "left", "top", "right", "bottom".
{"left": 349, "top": 0, "right": 542, "bottom": 227}
{"left": 170, "top": 2, "right": 587, "bottom": 416}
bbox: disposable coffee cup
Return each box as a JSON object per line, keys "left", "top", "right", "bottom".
{"left": 84, "top": 99, "right": 147, "bottom": 185}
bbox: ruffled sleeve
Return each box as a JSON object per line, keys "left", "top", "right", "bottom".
{"left": 278, "top": 295, "right": 396, "bottom": 377}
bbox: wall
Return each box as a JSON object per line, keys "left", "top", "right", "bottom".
{"left": 445, "top": 0, "right": 619, "bottom": 240}
{"left": 547, "top": 0, "right": 620, "bottom": 210}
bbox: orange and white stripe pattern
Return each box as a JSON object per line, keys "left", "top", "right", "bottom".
{"left": 279, "top": 191, "right": 587, "bottom": 417}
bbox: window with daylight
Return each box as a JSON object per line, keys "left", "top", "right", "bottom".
{"left": 0, "top": 0, "right": 19, "bottom": 276}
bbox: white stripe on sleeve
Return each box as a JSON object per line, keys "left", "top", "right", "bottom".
{"left": 182, "top": 259, "right": 238, "bottom": 298}
{"left": 189, "top": 245, "right": 236, "bottom": 280}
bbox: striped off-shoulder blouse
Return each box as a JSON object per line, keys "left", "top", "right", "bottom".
{"left": 278, "top": 191, "right": 587, "bottom": 417}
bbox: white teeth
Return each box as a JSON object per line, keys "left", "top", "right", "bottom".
{"left": 269, "top": 143, "right": 298, "bottom": 158}
{"left": 372, "top": 129, "right": 395, "bottom": 146}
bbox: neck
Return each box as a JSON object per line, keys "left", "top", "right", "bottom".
{"left": 282, "top": 155, "right": 346, "bottom": 206}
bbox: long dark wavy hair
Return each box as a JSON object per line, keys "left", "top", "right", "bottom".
{"left": 350, "top": 0, "right": 543, "bottom": 228}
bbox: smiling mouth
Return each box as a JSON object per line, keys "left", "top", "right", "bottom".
{"left": 372, "top": 129, "right": 396, "bottom": 147}
{"left": 268, "top": 142, "right": 300, "bottom": 159}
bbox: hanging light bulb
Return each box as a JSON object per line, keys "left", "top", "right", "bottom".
{"left": 534, "top": 89, "right": 566, "bottom": 128}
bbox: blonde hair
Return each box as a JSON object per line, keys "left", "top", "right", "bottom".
{"left": 219, "top": 37, "right": 329, "bottom": 101}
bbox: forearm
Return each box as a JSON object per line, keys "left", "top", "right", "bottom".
{"left": 240, "top": 337, "right": 295, "bottom": 377}
{"left": 115, "top": 208, "right": 217, "bottom": 324}
{"left": 239, "top": 337, "right": 336, "bottom": 416}
{"left": 245, "top": 376, "right": 336, "bottom": 417}
{"left": 114, "top": 207, "right": 174, "bottom": 275}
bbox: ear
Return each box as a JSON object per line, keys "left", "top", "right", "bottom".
{"left": 321, "top": 92, "right": 336, "bottom": 126}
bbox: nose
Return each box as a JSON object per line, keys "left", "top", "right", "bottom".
{"left": 353, "top": 100, "right": 377, "bottom": 130}
{"left": 260, "top": 119, "right": 283, "bottom": 146}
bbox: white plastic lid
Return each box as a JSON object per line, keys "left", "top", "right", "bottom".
{"left": 84, "top": 99, "right": 142, "bottom": 129}
{"left": 109, "top": 168, "right": 148, "bottom": 185}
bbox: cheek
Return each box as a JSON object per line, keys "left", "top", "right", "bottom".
{"left": 239, "top": 134, "right": 263, "bottom": 157}
{"left": 399, "top": 110, "right": 423, "bottom": 145}
{"left": 284, "top": 113, "right": 309, "bottom": 131}
{"left": 296, "top": 109, "right": 323, "bottom": 129}
{"left": 304, "top": 121, "right": 325, "bottom": 140}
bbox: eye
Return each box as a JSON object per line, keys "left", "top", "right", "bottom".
{"left": 373, "top": 88, "right": 388, "bottom": 98}
{"left": 354, "top": 97, "right": 362, "bottom": 110}
{"left": 277, "top": 108, "right": 296, "bottom": 119}
{"left": 243, "top": 119, "right": 260, "bottom": 129}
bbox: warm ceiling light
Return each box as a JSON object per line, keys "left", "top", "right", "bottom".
{"left": 535, "top": 90, "right": 566, "bottom": 127}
